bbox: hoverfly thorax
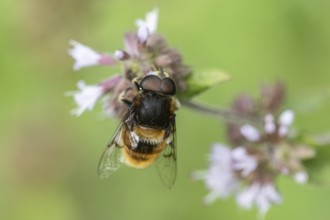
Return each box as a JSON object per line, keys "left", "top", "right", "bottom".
{"left": 134, "top": 74, "right": 176, "bottom": 129}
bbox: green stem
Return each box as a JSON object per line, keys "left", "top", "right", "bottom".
{"left": 180, "top": 99, "right": 262, "bottom": 125}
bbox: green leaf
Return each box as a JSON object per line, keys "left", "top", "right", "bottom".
{"left": 178, "top": 69, "right": 230, "bottom": 99}
{"left": 304, "top": 144, "right": 330, "bottom": 186}
{"left": 297, "top": 132, "right": 330, "bottom": 186}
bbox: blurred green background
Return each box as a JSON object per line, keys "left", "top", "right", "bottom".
{"left": 1, "top": 0, "right": 330, "bottom": 219}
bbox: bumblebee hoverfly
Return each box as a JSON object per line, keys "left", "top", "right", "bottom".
{"left": 98, "top": 71, "right": 178, "bottom": 188}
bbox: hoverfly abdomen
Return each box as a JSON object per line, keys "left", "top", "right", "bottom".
{"left": 122, "top": 126, "right": 168, "bottom": 168}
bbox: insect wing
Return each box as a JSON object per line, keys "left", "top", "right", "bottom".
{"left": 98, "top": 121, "right": 125, "bottom": 179}
{"left": 156, "top": 117, "right": 177, "bottom": 189}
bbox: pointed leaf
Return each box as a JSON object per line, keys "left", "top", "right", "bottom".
{"left": 304, "top": 144, "right": 330, "bottom": 186}
{"left": 300, "top": 133, "right": 330, "bottom": 186}
{"left": 178, "top": 69, "right": 230, "bottom": 99}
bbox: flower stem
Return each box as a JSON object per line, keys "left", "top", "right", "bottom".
{"left": 180, "top": 99, "right": 262, "bottom": 125}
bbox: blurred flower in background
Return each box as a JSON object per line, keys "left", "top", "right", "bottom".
{"left": 193, "top": 82, "right": 315, "bottom": 216}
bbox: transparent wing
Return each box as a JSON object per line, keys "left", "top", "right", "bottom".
{"left": 156, "top": 117, "right": 177, "bottom": 189}
{"left": 98, "top": 121, "right": 125, "bottom": 179}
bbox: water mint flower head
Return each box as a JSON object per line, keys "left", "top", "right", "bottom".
{"left": 194, "top": 82, "right": 315, "bottom": 216}
{"left": 67, "top": 7, "right": 191, "bottom": 118}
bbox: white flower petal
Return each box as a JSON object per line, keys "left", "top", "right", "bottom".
{"left": 256, "top": 184, "right": 282, "bottom": 215}
{"left": 231, "top": 147, "right": 257, "bottom": 177}
{"left": 135, "top": 7, "right": 159, "bottom": 33}
{"left": 278, "top": 110, "right": 295, "bottom": 137}
{"left": 203, "top": 191, "right": 222, "bottom": 205}
{"left": 204, "top": 167, "right": 238, "bottom": 199}
{"left": 294, "top": 171, "right": 308, "bottom": 184}
{"left": 200, "top": 144, "right": 238, "bottom": 201}
{"left": 236, "top": 183, "right": 260, "bottom": 209}
{"left": 68, "top": 40, "right": 101, "bottom": 70}
{"left": 114, "top": 50, "right": 125, "bottom": 60}
{"left": 262, "top": 184, "right": 282, "bottom": 204}
{"left": 237, "top": 183, "right": 281, "bottom": 216}
{"left": 137, "top": 25, "right": 150, "bottom": 43}
{"left": 210, "top": 143, "right": 232, "bottom": 166}
{"left": 278, "top": 125, "right": 289, "bottom": 137}
{"left": 67, "top": 80, "right": 104, "bottom": 116}
{"left": 264, "top": 114, "right": 276, "bottom": 134}
{"left": 279, "top": 110, "right": 295, "bottom": 126}
{"left": 240, "top": 124, "right": 261, "bottom": 142}
{"left": 231, "top": 147, "right": 246, "bottom": 159}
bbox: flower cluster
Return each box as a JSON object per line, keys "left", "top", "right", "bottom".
{"left": 67, "top": 8, "right": 191, "bottom": 117}
{"left": 193, "top": 82, "right": 315, "bottom": 216}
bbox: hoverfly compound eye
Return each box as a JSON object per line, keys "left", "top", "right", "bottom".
{"left": 140, "top": 75, "right": 176, "bottom": 95}
{"left": 160, "top": 78, "right": 176, "bottom": 95}
{"left": 140, "top": 75, "right": 161, "bottom": 92}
